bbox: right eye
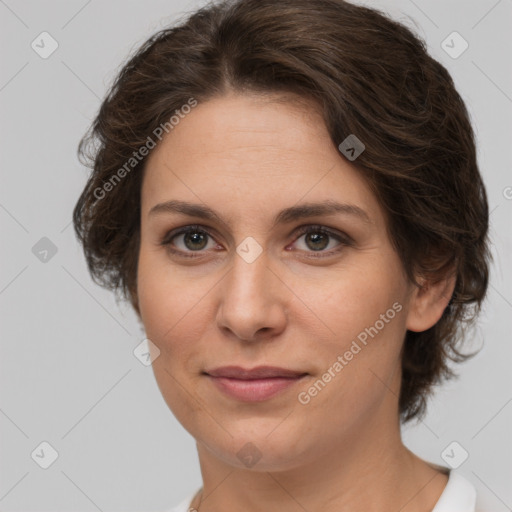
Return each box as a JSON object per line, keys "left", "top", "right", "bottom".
{"left": 160, "top": 225, "right": 221, "bottom": 258}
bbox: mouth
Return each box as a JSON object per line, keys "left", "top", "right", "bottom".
{"left": 203, "top": 366, "right": 308, "bottom": 402}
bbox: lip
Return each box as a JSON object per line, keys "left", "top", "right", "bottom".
{"left": 205, "top": 365, "right": 307, "bottom": 379}
{"left": 204, "top": 366, "right": 308, "bottom": 402}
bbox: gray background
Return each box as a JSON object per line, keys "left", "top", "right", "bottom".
{"left": 0, "top": 0, "right": 511, "bottom": 510}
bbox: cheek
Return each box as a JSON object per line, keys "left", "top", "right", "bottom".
{"left": 137, "top": 246, "right": 219, "bottom": 389}
{"left": 296, "top": 312, "right": 405, "bottom": 443}
{"left": 137, "top": 249, "right": 210, "bottom": 428}
{"left": 294, "top": 255, "right": 407, "bottom": 411}
{"left": 302, "top": 253, "right": 407, "bottom": 344}
{"left": 138, "top": 247, "right": 199, "bottom": 338}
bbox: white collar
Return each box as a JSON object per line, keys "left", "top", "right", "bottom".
{"left": 432, "top": 471, "right": 477, "bottom": 512}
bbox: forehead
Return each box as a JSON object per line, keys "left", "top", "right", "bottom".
{"left": 141, "top": 93, "right": 381, "bottom": 227}
{"left": 147, "top": 92, "right": 330, "bottom": 163}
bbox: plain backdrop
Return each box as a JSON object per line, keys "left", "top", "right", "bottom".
{"left": 0, "top": 0, "right": 511, "bottom": 510}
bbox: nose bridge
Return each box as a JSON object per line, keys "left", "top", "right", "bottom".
{"left": 225, "top": 245, "right": 273, "bottom": 307}
{"left": 216, "top": 244, "right": 286, "bottom": 340}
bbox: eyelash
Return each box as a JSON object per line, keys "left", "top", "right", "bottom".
{"left": 159, "top": 224, "right": 352, "bottom": 259}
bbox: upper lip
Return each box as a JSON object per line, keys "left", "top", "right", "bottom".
{"left": 205, "top": 366, "right": 307, "bottom": 379}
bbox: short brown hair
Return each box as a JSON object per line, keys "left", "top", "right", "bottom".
{"left": 73, "top": 0, "right": 491, "bottom": 422}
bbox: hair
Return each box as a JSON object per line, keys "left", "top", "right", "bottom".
{"left": 73, "top": 0, "right": 491, "bottom": 422}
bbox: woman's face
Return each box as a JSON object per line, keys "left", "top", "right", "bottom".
{"left": 137, "top": 92, "right": 417, "bottom": 471}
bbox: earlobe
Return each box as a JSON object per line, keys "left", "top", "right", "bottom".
{"left": 405, "top": 273, "right": 456, "bottom": 333}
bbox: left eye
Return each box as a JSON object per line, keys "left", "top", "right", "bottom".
{"left": 160, "top": 224, "right": 350, "bottom": 258}
{"left": 292, "top": 226, "right": 345, "bottom": 254}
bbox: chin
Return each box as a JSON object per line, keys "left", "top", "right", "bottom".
{"left": 191, "top": 416, "right": 313, "bottom": 471}
{"left": 203, "top": 433, "right": 312, "bottom": 472}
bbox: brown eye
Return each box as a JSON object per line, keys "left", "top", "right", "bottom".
{"left": 303, "top": 231, "right": 330, "bottom": 251}
{"left": 160, "top": 225, "right": 218, "bottom": 258}
{"left": 160, "top": 224, "right": 352, "bottom": 260}
{"left": 181, "top": 230, "right": 209, "bottom": 251}
{"left": 291, "top": 225, "right": 352, "bottom": 258}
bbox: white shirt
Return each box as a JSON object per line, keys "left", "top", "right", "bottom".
{"left": 166, "top": 471, "right": 476, "bottom": 512}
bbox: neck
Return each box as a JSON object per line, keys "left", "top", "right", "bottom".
{"left": 191, "top": 407, "right": 448, "bottom": 512}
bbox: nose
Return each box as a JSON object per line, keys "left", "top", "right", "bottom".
{"left": 215, "top": 248, "right": 287, "bottom": 343}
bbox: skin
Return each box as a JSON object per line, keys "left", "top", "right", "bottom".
{"left": 137, "top": 92, "right": 455, "bottom": 511}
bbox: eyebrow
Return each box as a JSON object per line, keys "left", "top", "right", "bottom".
{"left": 148, "top": 199, "right": 371, "bottom": 227}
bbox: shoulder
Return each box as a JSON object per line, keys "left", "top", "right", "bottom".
{"left": 432, "top": 471, "right": 477, "bottom": 512}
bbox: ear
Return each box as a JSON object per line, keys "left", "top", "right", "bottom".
{"left": 405, "top": 272, "right": 456, "bottom": 333}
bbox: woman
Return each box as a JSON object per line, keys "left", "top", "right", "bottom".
{"left": 73, "top": 0, "right": 490, "bottom": 510}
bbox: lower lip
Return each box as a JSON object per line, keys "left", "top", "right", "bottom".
{"left": 207, "top": 375, "right": 306, "bottom": 402}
